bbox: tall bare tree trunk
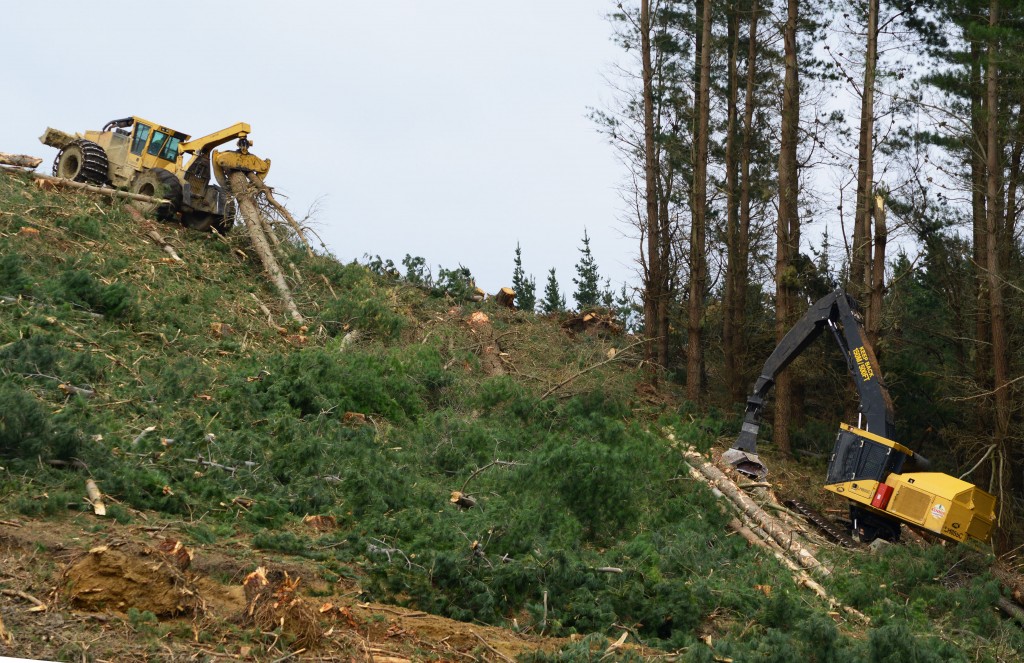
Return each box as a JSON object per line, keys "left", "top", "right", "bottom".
{"left": 723, "top": 1, "right": 743, "bottom": 402}
{"left": 640, "top": 0, "right": 667, "bottom": 367}
{"left": 733, "top": 0, "right": 760, "bottom": 402}
{"left": 869, "top": 195, "right": 887, "bottom": 345}
{"left": 857, "top": 0, "right": 882, "bottom": 345}
{"left": 985, "top": 0, "right": 1012, "bottom": 506}
{"left": 687, "top": 0, "right": 713, "bottom": 400}
{"left": 971, "top": 42, "right": 991, "bottom": 402}
{"left": 852, "top": 0, "right": 878, "bottom": 308}
{"left": 774, "top": 0, "right": 800, "bottom": 456}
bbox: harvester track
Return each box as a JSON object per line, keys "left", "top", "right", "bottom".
{"left": 784, "top": 499, "right": 860, "bottom": 549}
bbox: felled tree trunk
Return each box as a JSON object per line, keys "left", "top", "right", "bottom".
{"left": 0, "top": 152, "right": 43, "bottom": 168}
{"left": 245, "top": 172, "right": 313, "bottom": 256}
{"left": 683, "top": 449, "right": 828, "bottom": 577}
{"left": 227, "top": 171, "right": 303, "bottom": 323}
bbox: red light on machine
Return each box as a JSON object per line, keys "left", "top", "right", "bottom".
{"left": 871, "top": 483, "right": 893, "bottom": 509}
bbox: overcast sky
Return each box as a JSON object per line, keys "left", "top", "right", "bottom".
{"left": 3, "top": 1, "right": 636, "bottom": 302}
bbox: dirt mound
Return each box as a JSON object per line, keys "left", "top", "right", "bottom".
{"left": 63, "top": 541, "right": 201, "bottom": 616}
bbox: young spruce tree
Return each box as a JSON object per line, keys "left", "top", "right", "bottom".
{"left": 572, "top": 229, "right": 601, "bottom": 309}
{"left": 541, "top": 268, "right": 566, "bottom": 314}
{"left": 511, "top": 243, "right": 537, "bottom": 312}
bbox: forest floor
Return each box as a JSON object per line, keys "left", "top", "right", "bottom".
{"left": 2, "top": 513, "right": 658, "bottom": 662}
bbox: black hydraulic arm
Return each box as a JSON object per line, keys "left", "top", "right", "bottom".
{"left": 732, "top": 289, "right": 895, "bottom": 455}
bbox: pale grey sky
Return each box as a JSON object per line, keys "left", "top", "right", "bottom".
{"left": 3, "top": 1, "right": 635, "bottom": 302}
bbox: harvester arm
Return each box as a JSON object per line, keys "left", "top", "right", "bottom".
{"left": 724, "top": 289, "right": 895, "bottom": 478}
{"left": 180, "top": 123, "right": 253, "bottom": 154}
{"left": 178, "top": 122, "right": 271, "bottom": 189}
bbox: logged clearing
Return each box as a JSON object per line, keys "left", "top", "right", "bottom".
{"left": 0, "top": 516, "right": 594, "bottom": 661}
{"left": 2, "top": 164, "right": 1024, "bottom": 662}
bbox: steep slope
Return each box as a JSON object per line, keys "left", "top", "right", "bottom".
{"left": 0, "top": 168, "right": 1022, "bottom": 661}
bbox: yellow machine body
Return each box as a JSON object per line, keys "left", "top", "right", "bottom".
{"left": 825, "top": 424, "right": 996, "bottom": 543}
{"left": 41, "top": 116, "right": 271, "bottom": 232}
{"left": 41, "top": 116, "right": 270, "bottom": 188}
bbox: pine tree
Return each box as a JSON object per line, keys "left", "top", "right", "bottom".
{"left": 541, "top": 268, "right": 566, "bottom": 314}
{"left": 601, "top": 278, "right": 614, "bottom": 309}
{"left": 572, "top": 229, "right": 601, "bottom": 309}
{"left": 511, "top": 243, "right": 537, "bottom": 312}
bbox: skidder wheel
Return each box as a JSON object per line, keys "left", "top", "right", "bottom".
{"left": 53, "top": 139, "right": 109, "bottom": 184}
{"left": 130, "top": 169, "right": 183, "bottom": 221}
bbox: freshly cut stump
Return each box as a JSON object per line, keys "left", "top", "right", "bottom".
{"left": 242, "top": 566, "right": 322, "bottom": 650}
{"left": 63, "top": 542, "right": 200, "bottom": 616}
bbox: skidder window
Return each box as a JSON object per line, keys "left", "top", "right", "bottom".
{"left": 131, "top": 123, "right": 151, "bottom": 155}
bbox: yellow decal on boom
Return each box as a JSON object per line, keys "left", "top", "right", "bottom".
{"left": 853, "top": 346, "right": 874, "bottom": 381}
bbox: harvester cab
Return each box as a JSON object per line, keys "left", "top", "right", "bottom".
{"left": 723, "top": 289, "right": 996, "bottom": 544}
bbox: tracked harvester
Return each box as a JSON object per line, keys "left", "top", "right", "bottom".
{"left": 40, "top": 116, "right": 271, "bottom": 233}
{"left": 724, "top": 289, "right": 996, "bottom": 544}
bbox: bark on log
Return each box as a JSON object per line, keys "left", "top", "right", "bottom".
{"left": 997, "top": 596, "right": 1024, "bottom": 626}
{"left": 0, "top": 152, "right": 43, "bottom": 168}
{"left": 683, "top": 450, "right": 829, "bottom": 577}
{"left": 228, "top": 171, "right": 303, "bottom": 323}
{"left": 1, "top": 166, "right": 171, "bottom": 205}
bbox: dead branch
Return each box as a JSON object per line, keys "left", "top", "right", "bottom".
{"left": 0, "top": 588, "right": 46, "bottom": 610}
{"left": 472, "top": 632, "right": 514, "bottom": 663}
{"left": 146, "top": 230, "right": 183, "bottom": 262}
{"left": 541, "top": 338, "right": 646, "bottom": 399}
{"left": 460, "top": 460, "right": 527, "bottom": 493}
{"left": 182, "top": 457, "right": 238, "bottom": 474}
{"left": 245, "top": 172, "right": 313, "bottom": 256}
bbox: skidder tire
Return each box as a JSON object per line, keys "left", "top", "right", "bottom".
{"left": 53, "top": 139, "right": 109, "bottom": 184}
{"left": 130, "top": 169, "right": 183, "bottom": 221}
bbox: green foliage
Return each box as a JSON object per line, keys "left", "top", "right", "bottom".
{"left": 541, "top": 268, "right": 566, "bottom": 313}
{"left": 312, "top": 260, "right": 405, "bottom": 338}
{"left": 51, "top": 268, "right": 138, "bottom": 320}
{"left": 0, "top": 252, "right": 31, "bottom": 295}
{"left": 512, "top": 243, "right": 537, "bottom": 313}
{"left": 435, "top": 265, "right": 476, "bottom": 300}
{"left": 0, "top": 382, "right": 52, "bottom": 457}
{"left": 1, "top": 171, "right": 1021, "bottom": 661}
{"left": 572, "top": 229, "right": 601, "bottom": 309}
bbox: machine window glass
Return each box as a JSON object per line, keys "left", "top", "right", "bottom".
{"left": 147, "top": 131, "right": 168, "bottom": 158}
{"left": 159, "top": 136, "right": 181, "bottom": 162}
{"left": 131, "top": 124, "right": 151, "bottom": 155}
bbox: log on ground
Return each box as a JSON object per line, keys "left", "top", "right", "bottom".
{"left": 0, "top": 152, "right": 43, "bottom": 168}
